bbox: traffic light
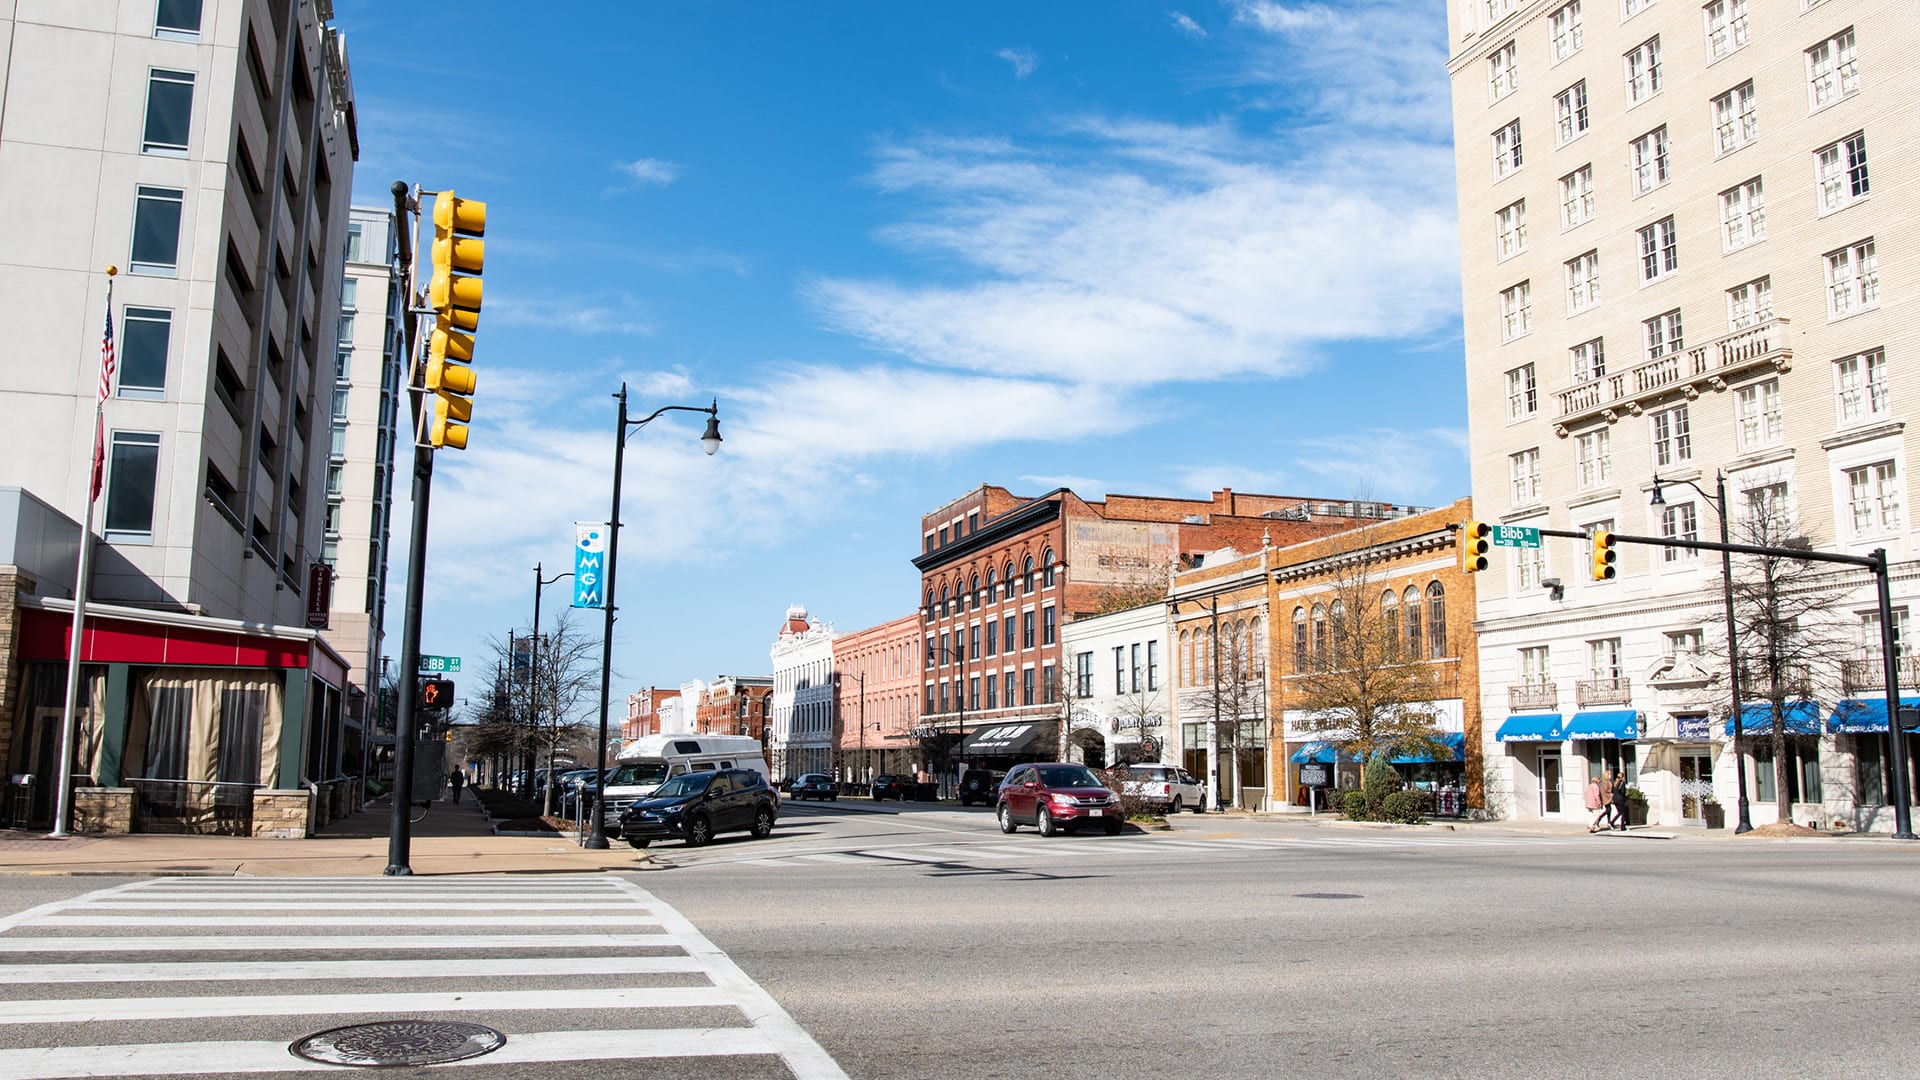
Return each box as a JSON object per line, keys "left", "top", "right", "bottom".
{"left": 1460, "top": 519, "right": 1490, "bottom": 573}
{"left": 418, "top": 678, "right": 455, "bottom": 710}
{"left": 1591, "top": 529, "right": 1617, "bottom": 581}
{"left": 425, "top": 190, "right": 485, "bottom": 450}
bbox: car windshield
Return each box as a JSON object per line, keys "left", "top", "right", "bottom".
{"left": 799, "top": 774, "right": 829, "bottom": 784}
{"left": 651, "top": 772, "right": 713, "bottom": 799}
{"left": 1038, "top": 766, "right": 1102, "bottom": 788}
{"left": 608, "top": 761, "right": 670, "bottom": 787}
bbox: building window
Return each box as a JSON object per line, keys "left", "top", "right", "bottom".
{"left": 1570, "top": 338, "right": 1606, "bottom": 383}
{"left": 1550, "top": 1, "right": 1584, "bottom": 62}
{"left": 154, "top": 0, "right": 203, "bottom": 41}
{"left": 1492, "top": 120, "right": 1523, "bottom": 179}
{"left": 1147, "top": 640, "right": 1159, "bottom": 691}
{"left": 1426, "top": 582, "right": 1447, "bottom": 659}
{"left": 1825, "top": 240, "right": 1878, "bottom": 318}
{"left": 1555, "top": 81, "right": 1590, "bottom": 145}
{"left": 1816, "top": 132, "right": 1869, "bottom": 214}
{"left": 1560, "top": 166, "right": 1595, "bottom": 229}
{"left": 1637, "top": 217, "right": 1678, "bottom": 283}
{"left": 1704, "top": 0, "right": 1749, "bottom": 60}
{"left": 1003, "top": 563, "right": 1016, "bottom": 599}
{"left": 1665, "top": 629, "right": 1704, "bottom": 658}
{"left": 1519, "top": 645, "right": 1551, "bottom": 688}
{"left": 142, "top": 69, "right": 194, "bottom": 156}
{"left": 1566, "top": 250, "right": 1600, "bottom": 313}
{"left": 130, "top": 186, "right": 185, "bottom": 276}
{"left": 1806, "top": 28, "right": 1859, "bottom": 111}
{"left": 983, "top": 616, "right": 997, "bottom": 657}
{"left": 1719, "top": 177, "right": 1766, "bottom": 250}
{"left": 1589, "top": 638, "right": 1623, "bottom": 683}
{"left": 1510, "top": 448, "right": 1542, "bottom": 505}
{"left": 1042, "top": 548, "right": 1056, "bottom": 587}
{"left": 1486, "top": 0, "right": 1515, "bottom": 22}
{"left": 1402, "top": 588, "right": 1423, "bottom": 658}
{"left": 1042, "top": 606, "right": 1056, "bottom": 646}
{"left": 1623, "top": 0, "right": 1652, "bottom": 15}
{"left": 1576, "top": 428, "right": 1612, "bottom": 489}
{"left": 1660, "top": 503, "right": 1699, "bottom": 562}
{"left": 1022, "top": 610, "right": 1034, "bottom": 649}
{"left": 1507, "top": 364, "right": 1538, "bottom": 419}
{"left": 1726, "top": 277, "right": 1772, "bottom": 331}
{"left": 1023, "top": 555, "right": 1035, "bottom": 593}
{"left": 1496, "top": 200, "right": 1527, "bottom": 260}
{"left": 970, "top": 624, "right": 982, "bottom": 658}
{"left": 1500, "top": 281, "right": 1532, "bottom": 341}
{"left": 118, "top": 306, "right": 172, "bottom": 398}
{"left": 1834, "top": 349, "right": 1889, "bottom": 425}
{"left": 1022, "top": 668, "right": 1034, "bottom": 707}
{"left": 1074, "top": 652, "right": 1092, "bottom": 697}
{"left": 1643, "top": 309, "right": 1683, "bottom": 362}
{"left": 1630, "top": 127, "right": 1670, "bottom": 195}
{"left": 1847, "top": 462, "right": 1902, "bottom": 534}
{"left": 1489, "top": 41, "right": 1518, "bottom": 101}
{"left": 1130, "top": 643, "right": 1143, "bottom": 693}
{"left": 1624, "top": 37, "right": 1663, "bottom": 105}
{"left": 985, "top": 673, "right": 998, "bottom": 709}
{"left": 1736, "top": 378, "right": 1782, "bottom": 450}
{"left": 1292, "top": 608, "right": 1308, "bottom": 671}
{"left": 1003, "top": 614, "right": 1014, "bottom": 653}
{"left": 105, "top": 431, "right": 161, "bottom": 542}
{"left": 1711, "top": 81, "right": 1757, "bottom": 156}
{"left": 970, "top": 676, "right": 981, "bottom": 711}
{"left": 1650, "top": 403, "right": 1692, "bottom": 467}
{"left": 1743, "top": 482, "right": 1788, "bottom": 532}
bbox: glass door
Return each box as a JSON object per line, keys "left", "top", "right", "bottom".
{"left": 1539, "top": 751, "right": 1562, "bottom": 815}
{"left": 1679, "top": 752, "right": 1713, "bottom": 822}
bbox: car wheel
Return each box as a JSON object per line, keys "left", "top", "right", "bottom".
{"left": 1169, "top": 796, "right": 1183, "bottom": 815}
{"left": 750, "top": 807, "right": 774, "bottom": 839}
{"left": 1036, "top": 807, "right": 1056, "bottom": 837}
{"left": 686, "top": 814, "right": 713, "bottom": 847}
{"left": 830, "top": 794, "right": 838, "bottom": 801}
{"left": 997, "top": 804, "right": 1018, "bottom": 834}
{"left": 626, "top": 837, "right": 651, "bottom": 849}
{"left": 873, "top": 792, "right": 883, "bottom": 801}
{"left": 1103, "top": 818, "right": 1123, "bottom": 836}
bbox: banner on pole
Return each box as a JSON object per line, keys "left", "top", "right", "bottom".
{"left": 572, "top": 523, "right": 606, "bottom": 608}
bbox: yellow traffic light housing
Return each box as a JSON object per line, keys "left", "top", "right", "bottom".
{"left": 1460, "top": 519, "right": 1490, "bottom": 573}
{"left": 430, "top": 394, "right": 471, "bottom": 450}
{"left": 422, "top": 189, "right": 486, "bottom": 450}
{"left": 1591, "top": 529, "right": 1618, "bottom": 581}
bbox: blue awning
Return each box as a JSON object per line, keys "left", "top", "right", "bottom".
{"left": 1290, "top": 741, "right": 1335, "bottom": 764}
{"left": 1388, "top": 732, "right": 1466, "bottom": 763}
{"left": 1566, "top": 710, "right": 1640, "bottom": 740}
{"left": 1827, "top": 696, "right": 1920, "bottom": 734}
{"left": 1726, "top": 701, "right": 1821, "bottom": 736}
{"left": 1496, "top": 714, "right": 1567, "bottom": 742}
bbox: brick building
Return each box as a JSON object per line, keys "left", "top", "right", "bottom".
{"left": 622, "top": 686, "right": 680, "bottom": 742}
{"left": 696, "top": 675, "right": 772, "bottom": 740}
{"left": 831, "top": 613, "right": 922, "bottom": 785}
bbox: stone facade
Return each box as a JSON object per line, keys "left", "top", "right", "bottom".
{"left": 71, "top": 787, "right": 132, "bottom": 835}
{"left": 251, "top": 789, "right": 313, "bottom": 839}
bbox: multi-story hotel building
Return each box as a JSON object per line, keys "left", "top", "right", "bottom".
{"left": 1449, "top": 0, "right": 1918, "bottom": 828}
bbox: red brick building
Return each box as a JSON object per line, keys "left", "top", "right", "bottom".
{"left": 696, "top": 676, "right": 773, "bottom": 740}
{"left": 831, "top": 613, "right": 922, "bottom": 784}
{"left": 622, "top": 686, "right": 679, "bottom": 742}
{"left": 913, "top": 485, "right": 1422, "bottom": 785}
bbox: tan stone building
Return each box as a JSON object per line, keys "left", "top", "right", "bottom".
{"left": 1448, "top": 0, "right": 1919, "bottom": 827}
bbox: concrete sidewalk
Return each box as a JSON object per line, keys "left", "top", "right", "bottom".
{"left": 0, "top": 795, "right": 650, "bottom": 877}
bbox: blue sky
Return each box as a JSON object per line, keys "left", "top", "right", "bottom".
{"left": 335, "top": 1, "right": 1467, "bottom": 708}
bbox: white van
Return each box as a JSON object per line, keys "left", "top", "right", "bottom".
{"left": 600, "top": 734, "right": 774, "bottom": 819}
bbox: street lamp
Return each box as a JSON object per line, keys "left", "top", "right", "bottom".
{"left": 1651, "top": 471, "right": 1752, "bottom": 834}
{"left": 528, "top": 564, "right": 573, "bottom": 813}
{"left": 587, "top": 383, "right": 720, "bottom": 849}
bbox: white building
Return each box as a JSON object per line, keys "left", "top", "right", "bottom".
{"left": 1058, "top": 602, "right": 1168, "bottom": 770}
{"left": 1448, "top": 0, "right": 1919, "bottom": 829}
{"left": 769, "top": 605, "right": 835, "bottom": 780}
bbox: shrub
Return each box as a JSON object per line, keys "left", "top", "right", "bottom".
{"left": 1341, "top": 790, "right": 1369, "bottom": 820}
{"left": 1382, "top": 789, "right": 1431, "bottom": 824}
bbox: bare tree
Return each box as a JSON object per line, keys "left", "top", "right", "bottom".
{"left": 1185, "top": 623, "right": 1267, "bottom": 808}
{"left": 482, "top": 608, "right": 602, "bottom": 812}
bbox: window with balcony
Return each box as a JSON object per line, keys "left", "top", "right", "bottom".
{"left": 1551, "top": 2, "right": 1584, "bottom": 62}
{"left": 1825, "top": 239, "right": 1878, "bottom": 318}
{"left": 1834, "top": 348, "right": 1889, "bottom": 425}
{"left": 1501, "top": 281, "right": 1532, "bottom": 341}
{"left": 1493, "top": 120, "right": 1523, "bottom": 179}
{"left": 1560, "top": 165, "right": 1595, "bottom": 229}
{"left": 1704, "top": 0, "right": 1749, "bottom": 60}
{"left": 1660, "top": 503, "right": 1699, "bottom": 561}
{"left": 1570, "top": 338, "right": 1606, "bottom": 382}
{"left": 1507, "top": 363, "right": 1538, "bottom": 419}
{"left": 1806, "top": 28, "right": 1859, "bottom": 111}
{"left": 1816, "top": 132, "right": 1869, "bottom": 214}
{"left": 1497, "top": 199, "right": 1527, "bottom": 260}
{"left": 1576, "top": 428, "right": 1612, "bottom": 489}
{"left": 1625, "top": 37, "right": 1663, "bottom": 104}
{"left": 1489, "top": 41, "right": 1518, "bottom": 101}
{"left": 1711, "top": 80, "right": 1757, "bottom": 155}
{"left": 1589, "top": 637, "right": 1623, "bottom": 682}
{"left": 1555, "top": 80, "right": 1589, "bottom": 143}
{"left": 1520, "top": 645, "right": 1552, "bottom": 687}
{"left": 1510, "top": 447, "right": 1542, "bottom": 504}
{"left": 1726, "top": 277, "right": 1772, "bottom": 331}
{"left": 1735, "top": 378, "right": 1782, "bottom": 450}
{"left": 1719, "top": 177, "right": 1765, "bottom": 250}
{"left": 1643, "top": 309, "right": 1683, "bottom": 362}
{"left": 1638, "top": 217, "right": 1678, "bottom": 283}
{"left": 1630, "top": 127, "right": 1670, "bottom": 195}
{"left": 1566, "top": 250, "right": 1600, "bottom": 313}
{"left": 1650, "top": 403, "right": 1692, "bottom": 466}
{"left": 1847, "top": 461, "right": 1902, "bottom": 535}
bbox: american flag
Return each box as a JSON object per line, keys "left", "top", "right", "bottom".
{"left": 88, "top": 300, "right": 115, "bottom": 502}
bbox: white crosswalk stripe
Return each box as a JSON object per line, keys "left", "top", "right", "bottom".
{"left": 0, "top": 876, "right": 847, "bottom": 1079}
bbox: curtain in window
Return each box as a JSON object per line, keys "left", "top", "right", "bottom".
{"left": 217, "top": 688, "right": 266, "bottom": 784}
{"left": 136, "top": 679, "right": 195, "bottom": 780}
{"left": 129, "top": 669, "right": 283, "bottom": 784}
{"left": 11, "top": 664, "right": 108, "bottom": 785}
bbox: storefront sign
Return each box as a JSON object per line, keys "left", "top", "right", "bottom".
{"left": 305, "top": 563, "right": 331, "bottom": 629}
{"left": 1676, "top": 714, "right": 1710, "bottom": 740}
{"left": 1298, "top": 763, "right": 1330, "bottom": 787}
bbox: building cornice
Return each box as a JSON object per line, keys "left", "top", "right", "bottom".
{"left": 912, "top": 494, "right": 1064, "bottom": 573}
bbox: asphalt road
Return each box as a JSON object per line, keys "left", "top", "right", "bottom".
{"left": 1, "top": 807, "right": 1916, "bottom": 1079}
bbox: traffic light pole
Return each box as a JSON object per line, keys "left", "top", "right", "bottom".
{"left": 386, "top": 180, "right": 430, "bottom": 875}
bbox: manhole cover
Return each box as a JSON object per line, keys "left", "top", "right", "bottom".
{"left": 289, "top": 1021, "right": 507, "bottom": 1067}
{"left": 1293, "top": 892, "right": 1363, "bottom": 900}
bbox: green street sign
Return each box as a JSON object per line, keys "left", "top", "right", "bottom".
{"left": 418, "top": 655, "right": 463, "bottom": 673}
{"left": 1492, "top": 526, "right": 1541, "bottom": 549}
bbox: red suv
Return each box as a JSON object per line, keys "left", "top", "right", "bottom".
{"left": 996, "top": 762, "right": 1124, "bottom": 836}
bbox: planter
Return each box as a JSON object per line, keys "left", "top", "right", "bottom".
{"left": 1701, "top": 802, "right": 1725, "bottom": 830}
{"left": 1625, "top": 797, "right": 1649, "bottom": 828}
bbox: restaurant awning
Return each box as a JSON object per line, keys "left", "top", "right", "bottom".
{"left": 1388, "top": 732, "right": 1466, "bottom": 763}
{"left": 1290, "top": 741, "right": 1337, "bottom": 764}
{"left": 1496, "top": 714, "right": 1567, "bottom": 742}
{"left": 1566, "top": 710, "right": 1640, "bottom": 740}
{"left": 1826, "top": 696, "right": 1920, "bottom": 734}
{"left": 1725, "top": 701, "right": 1821, "bottom": 736}
{"left": 958, "top": 722, "right": 1053, "bottom": 757}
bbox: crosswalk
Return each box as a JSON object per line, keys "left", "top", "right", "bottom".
{"left": 0, "top": 876, "right": 846, "bottom": 1078}
{"left": 686, "top": 830, "right": 1588, "bottom": 871}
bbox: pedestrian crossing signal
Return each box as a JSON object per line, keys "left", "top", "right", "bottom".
{"left": 418, "top": 678, "right": 455, "bottom": 710}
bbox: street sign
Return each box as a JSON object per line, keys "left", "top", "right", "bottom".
{"left": 1492, "top": 525, "right": 1541, "bottom": 548}
{"left": 573, "top": 522, "right": 606, "bottom": 608}
{"left": 418, "top": 655, "right": 462, "bottom": 673}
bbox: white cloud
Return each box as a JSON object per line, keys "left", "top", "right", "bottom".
{"left": 613, "top": 157, "right": 685, "bottom": 187}
{"left": 1170, "top": 11, "right": 1209, "bottom": 37}
{"left": 487, "top": 292, "right": 655, "bottom": 336}
{"left": 996, "top": 46, "right": 1039, "bottom": 79}
{"left": 1171, "top": 463, "right": 1294, "bottom": 496}
{"left": 1290, "top": 427, "right": 1468, "bottom": 503}
{"left": 1231, "top": 1, "right": 1345, "bottom": 35}
{"left": 1223, "top": 0, "right": 1452, "bottom": 137}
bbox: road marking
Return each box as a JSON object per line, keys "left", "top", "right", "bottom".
{"left": 40, "top": 914, "right": 660, "bottom": 927}
{"left": 0, "top": 933, "right": 677, "bottom": 953}
{"left": 0, "top": 986, "right": 738, "bottom": 1024}
{"left": 0, "top": 955, "right": 706, "bottom": 984}
{"left": 79, "top": 899, "right": 638, "bottom": 911}
{"left": 790, "top": 852, "right": 865, "bottom": 863}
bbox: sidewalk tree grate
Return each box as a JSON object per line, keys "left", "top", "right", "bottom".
{"left": 289, "top": 1020, "right": 507, "bottom": 1067}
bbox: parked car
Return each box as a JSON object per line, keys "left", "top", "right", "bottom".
{"left": 1115, "top": 763, "right": 1206, "bottom": 813}
{"left": 790, "top": 773, "right": 838, "bottom": 801}
{"left": 870, "top": 774, "right": 911, "bottom": 801}
{"left": 617, "top": 768, "right": 779, "bottom": 848}
{"left": 995, "top": 762, "right": 1123, "bottom": 836}
{"left": 956, "top": 769, "right": 1004, "bottom": 806}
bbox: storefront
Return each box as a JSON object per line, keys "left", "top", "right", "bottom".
{"left": 1494, "top": 713, "right": 1570, "bottom": 818}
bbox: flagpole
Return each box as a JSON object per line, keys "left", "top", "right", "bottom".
{"left": 51, "top": 266, "right": 115, "bottom": 838}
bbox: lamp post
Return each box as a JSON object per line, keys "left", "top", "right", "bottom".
{"left": 587, "top": 383, "right": 720, "bottom": 849}
{"left": 1651, "top": 471, "right": 1752, "bottom": 833}
{"left": 528, "top": 564, "right": 573, "bottom": 813}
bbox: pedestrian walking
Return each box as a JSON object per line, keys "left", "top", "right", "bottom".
{"left": 1585, "top": 773, "right": 1608, "bottom": 832}
{"left": 448, "top": 768, "right": 466, "bottom": 805}
{"left": 1608, "top": 769, "right": 1630, "bottom": 831}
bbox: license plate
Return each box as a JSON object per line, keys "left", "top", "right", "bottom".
{"left": 1089, "top": 808, "right": 1104, "bottom": 817}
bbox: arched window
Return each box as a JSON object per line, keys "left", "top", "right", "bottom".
{"left": 925, "top": 589, "right": 934, "bottom": 622}
{"left": 1249, "top": 617, "right": 1264, "bottom": 680}
{"left": 1023, "top": 555, "right": 1036, "bottom": 594}
{"left": 1381, "top": 590, "right": 1400, "bottom": 657}
{"left": 986, "top": 569, "right": 997, "bottom": 603}
{"left": 940, "top": 583, "right": 950, "bottom": 617}
{"left": 1004, "top": 563, "right": 1016, "bottom": 599}
{"left": 1179, "top": 628, "right": 1192, "bottom": 686}
{"left": 1292, "top": 608, "right": 1308, "bottom": 672}
{"left": 1042, "top": 548, "right": 1056, "bottom": 587}
{"left": 1311, "top": 604, "right": 1328, "bottom": 662}
{"left": 1328, "top": 601, "right": 1346, "bottom": 664}
{"left": 969, "top": 574, "right": 980, "bottom": 610}
{"left": 1403, "top": 586, "right": 1423, "bottom": 657}
{"left": 1427, "top": 581, "right": 1448, "bottom": 659}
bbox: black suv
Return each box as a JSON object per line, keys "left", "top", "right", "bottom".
{"left": 956, "top": 769, "right": 1004, "bottom": 806}
{"left": 617, "top": 768, "right": 778, "bottom": 848}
